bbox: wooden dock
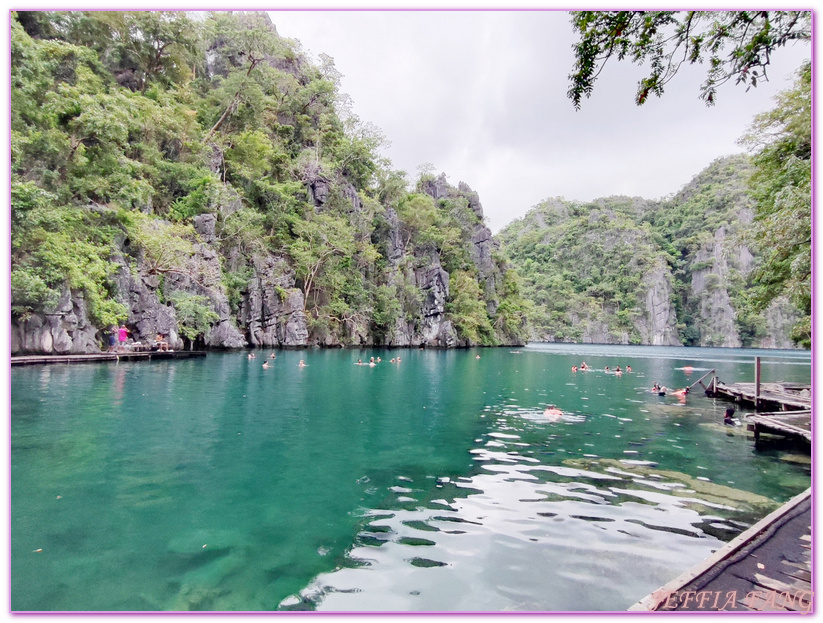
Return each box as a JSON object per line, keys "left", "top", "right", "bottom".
{"left": 629, "top": 488, "right": 812, "bottom": 612}
{"left": 690, "top": 357, "right": 811, "bottom": 413}
{"left": 746, "top": 410, "right": 811, "bottom": 444}
{"left": 713, "top": 381, "right": 811, "bottom": 411}
{"left": 11, "top": 351, "right": 207, "bottom": 366}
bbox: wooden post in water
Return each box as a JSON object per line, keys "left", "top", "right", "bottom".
{"left": 755, "top": 356, "right": 761, "bottom": 411}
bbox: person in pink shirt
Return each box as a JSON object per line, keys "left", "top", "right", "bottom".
{"left": 118, "top": 324, "right": 130, "bottom": 351}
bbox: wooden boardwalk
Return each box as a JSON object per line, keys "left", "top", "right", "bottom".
{"left": 746, "top": 410, "right": 811, "bottom": 444}
{"left": 11, "top": 351, "right": 207, "bottom": 366}
{"left": 713, "top": 381, "right": 812, "bottom": 411}
{"left": 629, "top": 488, "right": 812, "bottom": 612}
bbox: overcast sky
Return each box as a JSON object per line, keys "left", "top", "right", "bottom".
{"left": 265, "top": 9, "right": 811, "bottom": 233}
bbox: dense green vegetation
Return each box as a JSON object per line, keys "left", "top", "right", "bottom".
{"left": 506, "top": 52, "right": 810, "bottom": 348}
{"left": 11, "top": 11, "right": 808, "bottom": 351}
{"left": 501, "top": 143, "right": 809, "bottom": 347}
{"left": 740, "top": 62, "right": 812, "bottom": 347}
{"left": 11, "top": 11, "right": 527, "bottom": 348}
{"left": 498, "top": 196, "right": 667, "bottom": 343}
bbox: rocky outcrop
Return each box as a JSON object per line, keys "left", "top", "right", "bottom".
{"left": 113, "top": 260, "right": 183, "bottom": 349}
{"left": 10, "top": 289, "right": 101, "bottom": 354}
{"left": 757, "top": 297, "right": 800, "bottom": 349}
{"left": 417, "top": 262, "right": 458, "bottom": 347}
{"left": 375, "top": 174, "right": 523, "bottom": 347}
{"left": 238, "top": 254, "right": 308, "bottom": 347}
{"left": 689, "top": 227, "right": 741, "bottom": 347}
{"left": 637, "top": 262, "right": 681, "bottom": 346}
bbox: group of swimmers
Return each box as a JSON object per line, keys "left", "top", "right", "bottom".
{"left": 355, "top": 356, "right": 402, "bottom": 367}
{"left": 249, "top": 352, "right": 277, "bottom": 368}
{"left": 651, "top": 382, "right": 691, "bottom": 401}
{"left": 248, "top": 352, "right": 307, "bottom": 368}
{"left": 572, "top": 362, "right": 632, "bottom": 374}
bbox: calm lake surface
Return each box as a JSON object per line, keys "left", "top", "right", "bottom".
{"left": 11, "top": 344, "right": 811, "bottom": 611}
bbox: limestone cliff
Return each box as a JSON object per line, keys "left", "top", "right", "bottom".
{"left": 497, "top": 156, "right": 802, "bottom": 348}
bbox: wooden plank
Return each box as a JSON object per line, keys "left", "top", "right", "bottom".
{"left": 781, "top": 559, "right": 811, "bottom": 571}
{"left": 11, "top": 351, "right": 208, "bottom": 366}
{"left": 782, "top": 569, "right": 811, "bottom": 583}
{"left": 628, "top": 488, "right": 812, "bottom": 611}
{"left": 753, "top": 573, "right": 810, "bottom": 595}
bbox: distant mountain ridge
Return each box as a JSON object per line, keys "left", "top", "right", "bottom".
{"left": 496, "top": 155, "right": 800, "bottom": 348}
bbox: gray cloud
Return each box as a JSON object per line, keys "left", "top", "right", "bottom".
{"left": 270, "top": 10, "right": 810, "bottom": 232}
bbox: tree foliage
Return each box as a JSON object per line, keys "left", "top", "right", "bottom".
{"left": 568, "top": 11, "right": 811, "bottom": 108}
{"left": 739, "top": 62, "right": 811, "bottom": 346}
{"left": 168, "top": 291, "right": 219, "bottom": 349}
{"left": 10, "top": 10, "right": 527, "bottom": 348}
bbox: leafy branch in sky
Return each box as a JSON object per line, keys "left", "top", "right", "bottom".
{"left": 567, "top": 10, "right": 811, "bottom": 108}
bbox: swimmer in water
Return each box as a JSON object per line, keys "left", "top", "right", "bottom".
{"left": 262, "top": 361, "right": 269, "bottom": 369}
{"left": 572, "top": 365, "right": 578, "bottom": 372}
{"left": 670, "top": 386, "right": 690, "bottom": 402}
{"left": 543, "top": 405, "right": 563, "bottom": 420}
{"left": 298, "top": 360, "right": 306, "bottom": 367}
{"left": 626, "top": 365, "right": 632, "bottom": 372}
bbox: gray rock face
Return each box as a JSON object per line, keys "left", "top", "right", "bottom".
{"left": 193, "top": 214, "right": 218, "bottom": 243}
{"left": 113, "top": 257, "right": 183, "bottom": 349}
{"left": 469, "top": 224, "right": 501, "bottom": 316}
{"left": 309, "top": 179, "right": 329, "bottom": 206}
{"left": 11, "top": 289, "right": 101, "bottom": 354}
{"left": 689, "top": 227, "right": 742, "bottom": 348}
{"left": 419, "top": 173, "right": 451, "bottom": 200}
{"left": 757, "top": 297, "right": 800, "bottom": 349}
{"left": 239, "top": 255, "right": 308, "bottom": 347}
{"left": 384, "top": 208, "right": 405, "bottom": 268}
{"left": 417, "top": 261, "right": 459, "bottom": 347}
{"left": 638, "top": 263, "right": 681, "bottom": 346}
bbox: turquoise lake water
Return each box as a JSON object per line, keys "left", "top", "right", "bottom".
{"left": 11, "top": 344, "right": 811, "bottom": 611}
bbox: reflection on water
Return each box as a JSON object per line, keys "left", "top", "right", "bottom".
{"left": 11, "top": 346, "right": 810, "bottom": 611}
{"left": 299, "top": 411, "right": 784, "bottom": 611}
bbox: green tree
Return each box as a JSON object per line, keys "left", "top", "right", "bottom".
{"left": 202, "top": 11, "right": 291, "bottom": 140}
{"left": 447, "top": 270, "right": 494, "bottom": 345}
{"left": 739, "top": 62, "right": 811, "bottom": 346}
{"left": 168, "top": 291, "right": 219, "bottom": 350}
{"left": 568, "top": 11, "right": 811, "bottom": 108}
{"left": 122, "top": 211, "right": 197, "bottom": 280}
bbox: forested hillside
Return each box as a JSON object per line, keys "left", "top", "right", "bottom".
{"left": 499, "top": 155, "right": 805, "bottom": 348}
{"left": 10, "top": 11, "right": 529, "bottom": 353}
